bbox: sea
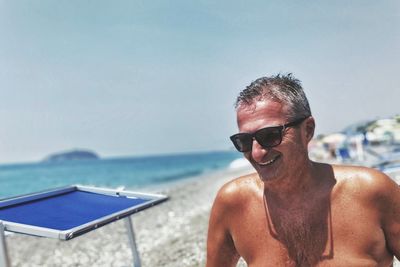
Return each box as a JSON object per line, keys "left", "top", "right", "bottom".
{"left": 0, "top": 151, "right": 244, "bottom": 199}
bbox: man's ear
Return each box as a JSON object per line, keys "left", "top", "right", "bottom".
{"left": 304, "top": 116, "right": 315, "bottom": 142}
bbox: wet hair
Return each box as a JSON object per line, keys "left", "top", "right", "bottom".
{"left": 235, "top": 73, "right": 312, "bottom": 120}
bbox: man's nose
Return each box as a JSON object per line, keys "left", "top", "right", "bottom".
{"left": 251, "top": 138, "right": 268, "bottom": 162}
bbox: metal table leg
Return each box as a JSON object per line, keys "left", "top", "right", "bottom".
{"left": 0, "top": 222, "right": 10, "bottom": 267}
{"left": 124, "top": 217, "right": 141, "bottom": 267}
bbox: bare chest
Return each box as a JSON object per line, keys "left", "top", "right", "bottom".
{"left": 229, "top": 195, "right": 391, "bottom": 267}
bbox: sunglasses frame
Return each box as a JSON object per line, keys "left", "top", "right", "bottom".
{"left": 230, "top": 116, "right": 309, "bottom": 152}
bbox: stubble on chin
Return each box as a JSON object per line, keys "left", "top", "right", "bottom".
{"left": 255, "top": 165, "right": 281, "bottom": 184}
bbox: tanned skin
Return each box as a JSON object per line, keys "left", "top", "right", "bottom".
{"left": 206, "top": 99, "right": 400, "bottom": 267}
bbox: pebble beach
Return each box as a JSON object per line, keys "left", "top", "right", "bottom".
{"left": 5, "top": 166, "right": 253, "bottom": 267}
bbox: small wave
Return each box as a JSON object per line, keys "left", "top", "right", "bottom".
{"left": 228, "top": 158, "right": 251, "bottom": 170}
{"left": 152, "top": 170, "right": 204, "bottom": 182}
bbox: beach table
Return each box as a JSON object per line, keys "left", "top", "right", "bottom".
{"left": 0, "top": 185, "right": 168, "bottom": 267}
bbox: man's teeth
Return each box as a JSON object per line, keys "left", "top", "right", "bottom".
{"left": 260, "top": 156, "right": 278, "bottom": 165}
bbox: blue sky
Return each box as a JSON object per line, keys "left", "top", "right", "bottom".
{"left": 0, "top": 0, "right": 399, "bottom": 163}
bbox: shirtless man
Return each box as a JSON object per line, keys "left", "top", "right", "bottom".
{"left": 206, "top": 74, "right": 400, "bottom": 267}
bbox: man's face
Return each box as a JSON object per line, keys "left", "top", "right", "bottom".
{"left": 236, "top": 99, "right": 310, "bottom": 183}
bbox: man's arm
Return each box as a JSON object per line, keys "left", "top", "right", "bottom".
{"left": 373, "top": 171, "right": 400, "bottom": 260}
{"left": 206, "top": 185, "right": 240, "bottom": 267}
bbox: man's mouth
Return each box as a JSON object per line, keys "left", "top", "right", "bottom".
{"left": 258, "top": 155, "right": 280, "bottom": 166}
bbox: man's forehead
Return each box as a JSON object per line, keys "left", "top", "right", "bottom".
{"left": 236, "top": 99, "right": 291, "bottom": 130}
{"left": 237, "top": 99, "right": 288, "bottom": 117}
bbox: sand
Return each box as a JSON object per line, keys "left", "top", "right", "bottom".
{"left": 4, "top": 164, "right": 400, "bottom": 267}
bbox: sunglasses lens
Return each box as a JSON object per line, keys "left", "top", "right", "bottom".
{"left": 255, "top": 128, "right": 282, "bottom": 148}
{"left": 231, "top": 134, "right": 252, "bottom": 152}
{"left": 230, "top": 126, "right": 283, "bottom": 152}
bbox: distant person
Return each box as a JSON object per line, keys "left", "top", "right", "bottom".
{"left": 206, "top": 74, "right": 400, "bottom": 267}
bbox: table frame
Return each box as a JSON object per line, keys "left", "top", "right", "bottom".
{"left": 0, "top": 185, "right": 168, "bottom": 267}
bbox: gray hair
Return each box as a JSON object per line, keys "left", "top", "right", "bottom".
{"left": 235, "top": 73, "right": 312, "bottom": 120}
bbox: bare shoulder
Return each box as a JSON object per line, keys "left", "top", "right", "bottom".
{"left": 208, "top": 172, "right": 261, "bottom": 235}
{"left": 332, "top": 164, "right": 398, "bottom": 202}
{"left": 213, "top": 172, "right": 262, "bottom": 209}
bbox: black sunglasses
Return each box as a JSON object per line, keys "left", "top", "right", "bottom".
{"left": 230, "top": 117, "right": 309, "bottom": 152}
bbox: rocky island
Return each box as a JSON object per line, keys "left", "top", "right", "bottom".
{"left": 43, "top": 149, "right": 100, "bottom": 162}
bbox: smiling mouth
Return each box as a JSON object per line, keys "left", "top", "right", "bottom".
{"left": 258, "top": 155, "right": 280, "bottom": 166}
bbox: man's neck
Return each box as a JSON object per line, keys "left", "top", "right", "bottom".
{"left": 263, "top": 160, "right": 320, "bottom": 206}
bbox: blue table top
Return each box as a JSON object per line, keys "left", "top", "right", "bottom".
{"left": 0, "top": 191, "right": 149, "bottom": 231}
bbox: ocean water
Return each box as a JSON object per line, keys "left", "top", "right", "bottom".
{"left": 0, "top": 151, "right": 243, "bottom": 199}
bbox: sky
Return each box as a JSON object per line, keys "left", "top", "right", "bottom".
{"left": 0, "top": 0, "right": 399, "bottom": 164}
